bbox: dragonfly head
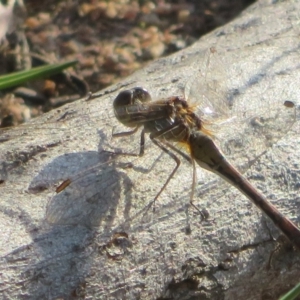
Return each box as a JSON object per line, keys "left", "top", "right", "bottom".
{"left": 113, "top": 87, "right": 151, "bottom": 110}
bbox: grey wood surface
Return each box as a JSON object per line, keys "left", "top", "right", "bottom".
{"left": 1, "top": 1, "right": 300, "bottom": 299}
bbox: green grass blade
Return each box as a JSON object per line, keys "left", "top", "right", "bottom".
{"left": 0, "top": 60, "right": 78, "bottom": 90}
{"left": 280, "top": 283, "right": 300, "bottom": 300}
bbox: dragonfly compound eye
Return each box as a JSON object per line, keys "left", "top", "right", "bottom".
{"left": 132, "top": 87, "right": 152, "bottom": 103}
{"left": 113, "top": 90, "right": 134, "bottom": 108}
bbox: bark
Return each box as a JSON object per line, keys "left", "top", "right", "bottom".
{"left": 1, "top": 1, "right": 300, "bottom": 299}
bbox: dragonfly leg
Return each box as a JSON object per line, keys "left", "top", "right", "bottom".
{"left": 149, "top": 137, "right": 205, "bottom": 218}
{"left": 105, "top": 128, "right": 145, "bottom": 157}
{"left": 157, "top": 140, "right": 192, "bottom": 164}
{"left": 149, "top": 138, "right": 181, "bottom": 210}
{"left": 189, "top": 157, "right": 206, "bottom": 220}
{"left": 112, "top": 125, "right": 139, "bottom": 138}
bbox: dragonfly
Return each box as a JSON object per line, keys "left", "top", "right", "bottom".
{"left": 49, "top": 85, "right": 300, "bottom": 250}
{"left": 1, "top": 45, "right": 299, "bottom": 247}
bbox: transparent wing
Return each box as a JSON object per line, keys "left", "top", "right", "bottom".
{"left": 187, "top": 45, "right": 298, "bottom": 170}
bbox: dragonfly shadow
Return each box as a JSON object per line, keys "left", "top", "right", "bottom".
{"left": 29, "top": 150, "right": 134, "bottom": 229}
{"left": 12, "top": 127, "right": 183, "bottom": 298}
{"left": 8, "top": 129, "right": 142, "bottom": 298}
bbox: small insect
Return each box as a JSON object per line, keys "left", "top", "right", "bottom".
{"left": 111, "top": 88, "right": 300, "bottom": 249}
{"left": 53, "top": 86, "right": 300, "bottom": 249}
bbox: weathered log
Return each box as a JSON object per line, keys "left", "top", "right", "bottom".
{"left": 1, "top": 1, "right": 300, "bottom": 299}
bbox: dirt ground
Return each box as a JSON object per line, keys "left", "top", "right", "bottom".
{"left": 0, "top": 0, "right": 255, "bottom": 126}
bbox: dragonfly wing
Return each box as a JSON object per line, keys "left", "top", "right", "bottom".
{"left": 185, "top": 47, "right": 231, "bottom": 121}
{"left": 187, "top": 45, "right": 298, "bottom": 170}
{"left": 215, "top": 99, "right": 297, "bottom": 170}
